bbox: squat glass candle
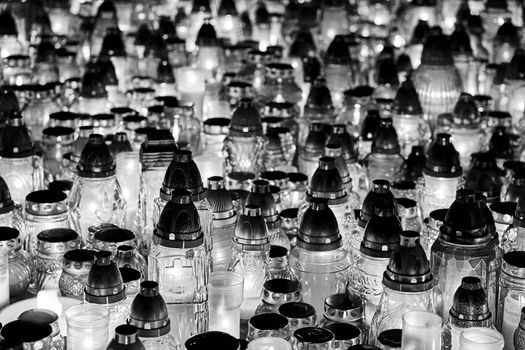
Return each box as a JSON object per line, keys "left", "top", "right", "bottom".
{"left": 66, "top": 304, "right": 110, "bottom": 350}
{"left": 208, "top": 271, "right": 244, "bottom": 338}
{"left": 401, "top": 311, "right": 442, "bottom": 350}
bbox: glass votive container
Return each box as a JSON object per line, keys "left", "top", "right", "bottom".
{"left": 66, "top": 304, "right": 110, "bottom": 350}
{"left": 278, "top": 302, "right": 317, "bottom": 333}
{"left": 459, "top": 328, "right": 504, "bottom": 350}
{"left": 58, "top": 248, "right": 95, "bottom": 299}
{"left": 176, "top": 67, "right": 206, "bottom": 120}
{"left": 247, "top": 313, "right": 291, "bottom": 341}
{"left": 323, "top": 323, "right": 362, "bottom": 349}
{"left": 247, "top": 337, "right": 292, "bottom": 350}
{"left": 208, "top": 271, "right": 244, "bottom": 338}
{"left": 0, "top": 320, "right": 52, "bottom": 350}
{"left": 18, "top": 309, "right": 63, "bottom": 350}
{"left": 401, "top": 311, "right": 441, "bottom": 350}
{"left": 292, "top": 327, "right": 335, "bottom": 349}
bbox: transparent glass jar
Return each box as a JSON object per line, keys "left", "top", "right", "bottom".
{"left": 138, "top": 130, "right": 177, "bottom": 253}
{"left": 152, "top": 150, "right": 214, "bottom": 268}
{"left": 291, "top": 327, "right": 335, "bottom": 350}
{"left": 298, "top": 122, "right": 327, "bottom": 180}
{"left": 421, "top": 209, "right": 447, "bottom": 257}
{"left": 23, "top": 84, "right": 61, "bottom": 141}
{"left": 350, "top": 206, "right": 402, "bottom": 322}
{"left": 397, "top": 198, "right": 422, "bottom": 233}
{"left": 268, "top": 245, "right": 295, "bottom": 280}
{"left": 288, "top": 173, "right": 308, "bottom": 209}
{"left": 148, "top": 190, "right": 210, "bottom": 344}
{"left": 41, "top": 127, "right": 75, "bottom": 183}
{"left": 431, "top": 190, "right": 499, "bottom": 318}
{"left": 2, "top": 55, "right": 32, "bottom": 85}
{"left": 169, "top": 102, "right": 203, "bottom": 156}
{"left": 317, "top": 293, "right": 369, "bottom": 344}
{"left": 115, "top": 245, "right": 147, "bottom": 280}
{"left": 229, "top": 205, "right": 270, "bottom": 320}
{"left": 255, "top": 279, "right": 302, "bottom": 315}
{"left": 58, "top": 248, "right": 95, "bottom": 300}
{"left": 450, "top": 127, "right": 484, "bottom": 170}
{"left": 223, "top": 102, "right": 267, "bottom": 178}
{"left": 206, "top": 176, "right": 236, "bottom": 272}
{"left": 24, "top": 189, "right": 71, "bottom": 255}
{"left": 0, "top": 226, "right": 30, "bottom": 298}
{"left": 364, "top": 147, "right": 405, "bottom": 185}
{"left": 247, "top": 313, "right": 291, "bottom": 341}
{"left": 194, "top": 118, "right": 229, "bottom": 181}
{"left": 0, "top": 117, "right": 45, "bottom": 206}
{"left": 116, "top": 151, "right": 141, "bottom": 232}
{"left": 337, "top": 86, "right": 374, "bottom": 134}
{"left": 278, "top": 301, "right": 317, "bottom": 334}
{"left": 289, "top": 199, "right": 350, "bottom": 320}
{"left": 260, "top": 63, "right": 302, "bottom": 106}
{"left": 29, "top": 228, "right": 81, "bottom": 294}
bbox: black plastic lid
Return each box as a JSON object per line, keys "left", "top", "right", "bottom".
{"left": 323, "top": 323, "right": 361, "bottom": 341}
{"left": 80, "top": 60, "right": 108, "bottom": 98}
{"left": 0, "top": 175, "right": 14, "bottom": 214}
{"left": 371, "top": 118, "right": 400, "bottom": 154}
{"left": 449, "top": 276, "right": 491, "bottom": 322}
{"left": 278, "top": 302, "right": 316, "bottom": 319}
{"left": 1, "top": 320, "right": 52, "bottom": 343}
{"left": 360, "top": 109, "right": 382, "bottom": 141}
{"left": 229, "top": 99, "right": 263, "bottom": 136}
{"left": 196, "top": 18, "right": 219, "bottom": 46}
{"left": 439, "top": 189, "right": 489, "bottom": 244}
{"left": 77, "top": 134, "right": 116, "bottom": 178}
{"left": 249, "top": 313, "right": 289, "bottom": 330}
{"left": 128, "top": 281, "right": 171, "bottom": 337}
{"left": 85, "top": 250, "right": 126, "bottom": 304}
{"left": 294, "top": 327, "right": 334, "bottom": 343}
{"left": 0, "top": 115, "right": 35, "bottom": 158}
{"left": 327, "top": 124, "right": 358, "bottom": 162}
{"left": 423, "top": 133, "right": 462, "bottom": 177}
{"left": 359, "top": 179, "right": 397, "bottom": 228}
{"left": 325, "top": 35, "right": 351, "bottom": 65}
{"left": 154, "top": 189, "right": 203, "bottom": 248}
{"left": 382, "top": 231, "right": 433, "bottom": 292}
{"left": 378, "top": 329, "right": 402, "bottom": 348}
{"left": 394, "top": 79, "right": 422, "bottom": 115}
{"left": 450, "top": 24, "right": 473, "bottom": 55}
{"left": 0, "top": 87, "right": 19, "bottom": 123}
{"left": 464, "top": 152, "right": 502, "bottom": 200}
{"left": 0, "top": 11, "right": 17, "bottom": 36}
{"left": 161, "top": 149, "right": 206, "bottom": 202}
{"left": 421, "top": 31, "right": 454, "bottom": 66}
{"left": 289, "top": 28, "right": 316, "bottom": 58}
{"left": 360, "top": 205, "right": 402, "bottom": 258}
{"left": 505, "top": 48, "right": 525, "bottom": 80}
{"left": 100, "top": 27, "right": 126, "bottom": 58}
{"left": 185, "top": 332, "right": 239, "bottom": 350}
{"left": 307, "top": 157, "right": 346, "bottom": 203}
{"left": 297, "top": 198, "right": 342, "bottom": 251}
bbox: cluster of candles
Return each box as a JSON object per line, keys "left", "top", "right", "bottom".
{"left": 2, "top": 0, "right": 525, "bottom": 349}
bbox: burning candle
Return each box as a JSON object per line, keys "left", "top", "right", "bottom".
{"left": 460, "top": 328, "right": 504, "bottom": 350}
{"left": 66, "top": 304, "right": 110, "bottom": 350}
{"left": 176, "top": 67, "right": 206, "bottom": 120}
{"left": 401, "top": 311, "right": 442, "bottom": 350}
{"left": 208, "top": 271, "right": 244, "bottom": 338}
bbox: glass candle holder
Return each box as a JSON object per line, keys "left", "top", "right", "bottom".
{"left": 66, "top": 304, "right": 110, "bottom": 350}
{"left": 292, "top": 327, "right": 335, "bottom": 350}
{"left": 247, "top": 337, "right": 292, "bottom": 350}
{"left": 401, "top": 311, "right": 441, "bottom": 350}
{"left": 116, "top": 151, "right": 141, "bottom": 232}
{"left": 247, "top": 313, "right": 291, "bottom": 341}
{"left": 176, "top": 67, "right": 206, "bottom": 120}
{"left": 0, "top": 248, "right": 9, "bottom": 309}
{"left": 208, "top": 271, "right": 244, "bottom": 338}
{"left": 459, "top": 328, "right": 504, "bottom": 350}
{"left": 278, "top": 302, "right": 317, "bottom": 333}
